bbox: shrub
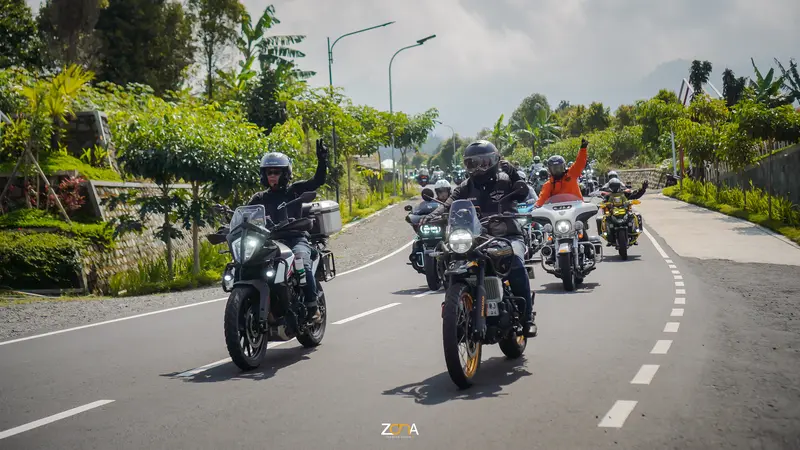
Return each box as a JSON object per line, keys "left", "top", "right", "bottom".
{"left": 0, "top": 209, "right": 115, "bottom": 248}
{"left": 0, "top": 232, "right": 82, "bottom": 289}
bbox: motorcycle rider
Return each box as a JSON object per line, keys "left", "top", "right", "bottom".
{"left": 596, "top": 176, "right": 649, "bottom": 239}
{"left": 528, "top": 156, "right": 544, "bottom": 183}
{"left": 247, "top": 139, "right": 329, "bottom": 323}
{"left": 535, "top": 138, "right": 589, "bottom": 208}
{"left": 421, "top": 140, "right": 538, "bottom": 338}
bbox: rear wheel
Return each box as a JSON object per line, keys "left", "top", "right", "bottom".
{"left": 425, "top": 254, "right": 442, "bottom": 291}
{"left": 224, "top": 287, "right": 268, "bottom": 371}
{"left": 560, "top": 253, "right": 576, "bottom": 291}
{"left": 442, "top": 282, "right": 481, "bottom": 389}
{"left": 297, "top": 280, "right": 327, "bottom": 347}
{"left": 617, "top": 229, "right": 628, "bottom": 260}
{"left": 499, "top": 332, "right": 527, "bottom": 359}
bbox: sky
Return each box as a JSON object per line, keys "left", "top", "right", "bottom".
{"left": 25, "top": 0, "right": 800, "bottom": 140}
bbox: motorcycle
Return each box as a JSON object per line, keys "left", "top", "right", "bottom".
{"left": 596, "top": 191, "right": 642, "bottom": 260}
{"left": 206, "top": 191, "right": 341, "bottom": 370}
{"left": 427, "top": 182, "right": 532, "bottom": 389}
{"left": 531, "top": 193, "right": 603, "bottom": 291}
{"left": 516, "top": 199, "right": 545, "bottom": 277}
{"left": 405, "top": 188, "right": 448, "bottom": 290}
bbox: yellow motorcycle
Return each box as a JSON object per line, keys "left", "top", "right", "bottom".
{"left": 598, "top": 192, "right": 642, "bottom": 260}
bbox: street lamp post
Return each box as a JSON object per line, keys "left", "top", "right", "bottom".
{"left": 327, "top": 21, "right": 395, "bottom": 203}
{"left": 389, "top": 34, "right": 436, "bottom": 196}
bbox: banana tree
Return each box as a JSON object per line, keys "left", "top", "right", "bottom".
{"left": 513, "top": 106, "right": 561, "bottom": 158}
{"left": 748, "top": 58, "right": 793, "bottom": 108}
{"left": 774, "top": 58, "right": 800, "bottom": 106}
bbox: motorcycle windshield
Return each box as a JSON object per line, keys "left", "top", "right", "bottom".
{"left": 413, "top": 201, "right": 439, "bottom": 215}
{"left": 448, "top": 199, "right": 481, "bottom": 235}
{"left": 230, "top": 205, "right": 268, "bottom": 231}
{"left": 544, "top": 193, "right": 584, "bottom": 205}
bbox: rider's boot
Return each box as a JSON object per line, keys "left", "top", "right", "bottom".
{"left": 524, "top": 311, "right": 538, "bottom": 338}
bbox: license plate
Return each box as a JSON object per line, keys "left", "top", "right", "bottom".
{"left": 558, "top": 243, "right": 571, "bottom": 253}
{"left": 486, "top": 301, "right": 499, "bottom": 316}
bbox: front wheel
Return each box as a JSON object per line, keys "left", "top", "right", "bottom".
{"left": 424, "top": 254, "right": 442, "bottom": 291}
{"left": 442, "top": 282, "right": 482, "bottom": 389}
{"left": 617, "top": 229, "right": 628, "bottom": 260}
{"left": 297, "top": 280, "right": 327, "bottom": 347}
{"left": 224, "top": 287, "right": 268, "bottom": 371}
{"left": 499, "top": 333, "right": 527, "bottom": 359}
{"left": 559, "top": 253, "right": 576, "bottom": 291}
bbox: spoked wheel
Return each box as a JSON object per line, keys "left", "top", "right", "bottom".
{"left": 442, "top": 283, "right": 482, "bottom": 389}
{"left": 297, "top": 280, "right": 327, "bottom": 347}
{"left": 224, "top": 287, "right": 268, "bottom": 371}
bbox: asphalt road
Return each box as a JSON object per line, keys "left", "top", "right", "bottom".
{"left": 1, "top": 194, "right": 798, "bottom": 449}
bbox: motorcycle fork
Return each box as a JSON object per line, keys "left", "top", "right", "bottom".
{"left": 471, "top": 262, "right": 487, "bottom": 340}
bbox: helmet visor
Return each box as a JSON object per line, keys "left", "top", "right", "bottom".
{"left": 549, "top": 164, "right": 566, "bottom": 178}
{"left": 464, "top": 153, "right": 499, "bottom": 174}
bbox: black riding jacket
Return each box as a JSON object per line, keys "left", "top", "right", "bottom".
{"left": 247, "top": 157, "right": 327, "bottom": 226}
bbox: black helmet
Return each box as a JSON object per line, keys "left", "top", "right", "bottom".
{"left": 462, "top": 140, "right": 500, "bottom": 179}
{"left": 547, "top": 155, "right": 567, "bottom": 179}
{"left": 260, "top": 152, "right": 292, "bottom": 188}
{"left": 608, "top": 178, "right": 623, "bottom": 193}
{"left": 607, "top": 170, "right": 619, "bottom": 180}
{"left": 538, "top": 168, "right": 549, "bottom": 180}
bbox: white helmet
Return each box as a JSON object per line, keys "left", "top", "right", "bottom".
{"left": 433, "top": 179, "right": 451, "bottom": 196}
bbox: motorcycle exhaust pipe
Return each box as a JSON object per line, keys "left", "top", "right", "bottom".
{"left": 540, "top": 246, "right": 553, "bottom": 258}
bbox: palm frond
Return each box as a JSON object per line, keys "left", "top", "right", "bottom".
{"left": 262, "top": 35, "right": 306, "bottom": 47}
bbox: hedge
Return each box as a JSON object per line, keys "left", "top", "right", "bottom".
{"left": 0, "top": 232, "right": 83, "bottom": 289}
{"left": 0, "top": 209, "right": 115, "bottom": 249}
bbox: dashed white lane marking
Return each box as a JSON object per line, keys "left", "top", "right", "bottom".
{"left": 337, "top": 240, "right": 415, "bottom": 277}
{"left": 669, "top": 264, "right": 678, "bottom": 269}
{"left": 0, "top": 400, "right": 115, "bottom": 440}
{"left": 413, "top": 290, "right": 437, "bottom": 298}
{"left": 671, "top": 270, "right": 681, "bottom": 274}
{"left": 598, "top": 400, "right": 638, "bottom": 428}
{"left": 333, "top": 303, "right": 402, "bottom": 325}
{"left": 674, "top": 275, "right": 683, "bottom": 280}
{"left": 671, "top": 308, "right": 685, "bottom": 317}
{"left": 643, "top": 228, "right": 668, "bottom": 258}
{"left": 176, "top": 340, "right": 294, "bottom": 377}
{"left": 676, "top": 289, "right": 686, "bottom": 295}
{"left": 675, "top": 297, "right": 686, "bottom": 305}
{"left": 675, "top": 281, "right": 685, "bottom": 287}
{"left": 665, "top": 259, "right": 674, "bottom": 264}
{"left": 630, "top": 365, "right": 660, "bottom": 385}
{"left": 664, "top": 322, "right": 680, "bottom": 332}
{"left": 651, "top": 340, "right": 673, "bottom": 354}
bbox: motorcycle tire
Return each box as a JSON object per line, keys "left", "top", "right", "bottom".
{"left": 297, "top": 280, "right": 327, "bottom": 348}
{"left": 559, "top": 253, "right": 576, "bottom": 291}
{"left": 499, "top": 332, "right": 527, "bottom": 359}
{"left": 224, "top": 286, "right": 268, "bottom": 371}
{"left": 443, "top": 282, "right": 481, "bottom": 389}
{"left": 424, "top": 254, "right": 442, "bottom": 291}
{"left": 617, "top": 229, "right": 628, "bottom": 260}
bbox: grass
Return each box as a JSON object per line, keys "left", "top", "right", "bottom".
{"left": 0, "top": 208, "right": 115, "bottom": 248}
{"left": 0, "top": 154, "right": 122, "bottom": 181}
{"left": 663, "top": 180, "right": 800, "bottom": 246}
{"left": 340, "top": 189, "right": 415, "bottom": 225}
{"left": 0, "top": 292, "right": 109, "bottom": 306}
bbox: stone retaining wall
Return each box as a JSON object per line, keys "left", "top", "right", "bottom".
{"left": 80, "top": 181, "right": 216, "bottom": 294}
{"left": 600, "top": 168, "right": 669, "bottom": 189}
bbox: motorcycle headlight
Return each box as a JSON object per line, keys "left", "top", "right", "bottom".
{"left": 555, "top": 220, "right": 572, "bottom": 235}
{"left": 448, "top": 229, "right": 473, "bottom": 254}
{"left": 231, "top": 235, "right": 264, "bottom": 263}
{"left": 420, "top": 224, "right": 442, "bottom": 235}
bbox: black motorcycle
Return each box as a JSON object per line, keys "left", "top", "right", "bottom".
{"left": 405, "top": 188, "right": 448, "bottom": 290}
{"left": 426, "top": 182, "right": 532, "bottom": 389}
{"left": 206, "top": 192, "right": 340, "bottom": 370}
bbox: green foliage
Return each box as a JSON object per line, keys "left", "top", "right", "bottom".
{"left": 95, "top": 0, "right": 197, "bottom": 96}
{"left": 0, "top": 0, "right": 43, "bottom": 70}
{"left": 107, "top": 240, "right": 227, "bottom": 296}
{"left": 0, "top": 231, "right": 82, "bottom": 289}
{"left": 0, "top": 153, "right": 121, "bottom": 180}
{"left": 188, "top": 0, "right": 246, "bottom": 100}
{"left": 36, "top": 0, "right": 107, "bottom": 69}
{"left": 689, "top": 60, "right": 713, "bottom": 101}
{"left": 0, "top": 208, "right": 115, "bottom": 247}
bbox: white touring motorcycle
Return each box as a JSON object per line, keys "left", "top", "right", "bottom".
{"left": 207, "top": 192, "right": 342, "bottom": 370}
{"left": 530, "top": 193, "right": 604, "bottom": 291}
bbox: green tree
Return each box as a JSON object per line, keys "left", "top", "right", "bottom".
{"left": 722, "top": 68, "right": 747, "bottom": 107}
{"left": 775, "top": 58, "right": 800, "bottom": 106}
{"left": 510, "top": 92, "right": 550, "bottom": 147}
{"left": 748, "top": 58, "right": 793, "bottom": 108}
{"left": 36, "top": 0, "right": 107, "bottom": 69}
{"left": 95, "top": 0, "right": 196, "bottom": 96}
{"left": 0, "top": 0, "right": 43, "bottom": 70}
{"left": 245, "top": 66, "right": 287, "bottom": 135}
{"left": 564, "top": 104, "right": 587, "bottom": 137}
{"left": 688, "top": 60, "right": 713, "bottom": 101}
{"left": 188, "top": 0, "right": 245, "bottom": 101}
{"left": 614, "top": 104, "right": 636, "bottom": 128}
{"left": 583, "top": 102, "right": 611, "bottom": 132}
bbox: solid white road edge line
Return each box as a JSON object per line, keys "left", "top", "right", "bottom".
{"left": 671, "top": 308, "right": 685, "bottom": 317}
{"left": 598, "top": 400, "right": 638, "bottom": 428}
{"left": 0, "top": 298, "right": 227, "bottom": 347}
{"left": 336, "top": 240, "right": 415, "bottom": 277}
{"left": 651, "top": 340, "right": 673, "bottom": 354}
{"left": 0, "top": 400, "right": 115, "bottom": 440}
{"left": 176, "top": 340, "right": 294, "bottom": 377}
{"left": 630, "top": 364, "right": 660, "bottom": 385}
{"left": 664, "top": 322, "right": 680, "bottom": 332}
{"left": 413, "top": 290, "right": 438, "bottom": 298}
{"left": 332, "top": 303, "right": 402, "bottom": 325}
{"left": 643, "top": 228, "right": 669, "bottom": 258}
{"left": 0, "top": 240, "right": 415, "bottom": 347}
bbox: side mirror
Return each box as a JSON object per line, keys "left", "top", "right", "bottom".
{"left": 421, "top": 188, "right": 434, "bottom": 201}
{"left": 513, "top": 180, "right": 528, "bottom": 194}
{"left": 404, "top": 205, "right": 413, "bottom": 212}
{"left": 299, "top": 191, "right": 317, "bottom": 203}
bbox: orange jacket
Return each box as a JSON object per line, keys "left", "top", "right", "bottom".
{"left": 534, "top": 146, "right": 588, "bottom": 207}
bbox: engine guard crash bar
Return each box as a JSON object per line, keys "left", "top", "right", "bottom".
{"left": 540, "top": 242, "right": 602, "bottom": 275}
